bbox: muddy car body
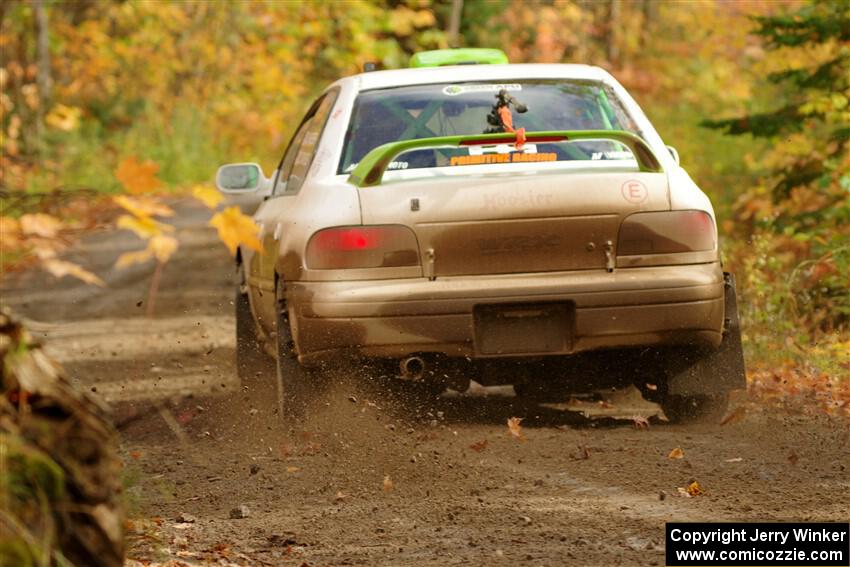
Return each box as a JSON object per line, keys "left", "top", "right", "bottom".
{"left": 218, "top": 52, "right": 745, "bottom": 422}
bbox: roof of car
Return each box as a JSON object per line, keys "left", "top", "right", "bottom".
{"left": 337, "top": 63, "right": 615, "bottom": 92}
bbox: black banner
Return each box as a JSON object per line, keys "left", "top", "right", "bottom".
{"left": 666, "top": 523, "right": 849, "bottom": 566}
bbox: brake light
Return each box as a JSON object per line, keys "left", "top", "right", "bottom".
{"left": 617, "top": 210, "right": 715, "bottom": 256}
{"left": 306, "top": 225, "right": 421, "bottom": 269}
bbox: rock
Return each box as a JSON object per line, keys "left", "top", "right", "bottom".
{"left": 229, "top": 505, "right": 250, "bottom": 519}
{"left": 249, "top": 463, "right": 260, "bottom": 475}
{"left": 348, "top": 395, "right": 358, "bottom": 403}
{"left": 519, "top": 515, "right": 532, "bottom": 526}
{"left": 175, "top": 512, "right": 196, "bottom": 524}
{"left": 625, "top": 536, "right": 654, "bottom": 551}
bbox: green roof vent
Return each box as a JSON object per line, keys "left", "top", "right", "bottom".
{"left": 409, "top": 48, "right": 509, "bottom": 68}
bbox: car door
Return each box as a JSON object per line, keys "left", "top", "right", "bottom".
{"left": 248, "top": 90, "right": 339, "bottom": 334}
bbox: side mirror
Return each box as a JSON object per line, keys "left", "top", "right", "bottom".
{"left": 215, "top": 163, "right": 268, "bottom": 194}
{"left": 666, "top": 145, "right": 681, "bottom": 166}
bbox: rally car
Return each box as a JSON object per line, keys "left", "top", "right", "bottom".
{"left": 216, "top": 48, "right": 745, "bottom": 423}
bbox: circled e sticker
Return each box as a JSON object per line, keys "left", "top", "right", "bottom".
{"left": 621, "top": 179, "right": 648, "bottom": 204}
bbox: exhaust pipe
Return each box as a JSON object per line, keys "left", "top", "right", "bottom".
{"left": 399, "top": 356, "right": 426, "bottom": 381}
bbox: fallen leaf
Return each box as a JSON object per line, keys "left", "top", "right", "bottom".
{"left": 787, "top": 451, "right": 799, "bottom": 465}
{"left": 114, "top": 195, "right": 174, "bottom": 218}
{"left": 686, "top": 480, "right": 705, "bottom": 497}
{"left": 334, "top": 491, "right": 346, "bottom": 502}
{"left": 720, "top": 406, "right": 746, "bottom": 425}
{"left": 668, "top": 447, "right": 685, "bottom": 459}
{"left": 724, "top": 457, "right": 743, "bottom": 463}
{"left": 42, "top": 258, "right": 104, "bottom": 286}
{"left": 382, "top": 475, "right": 394, "bottom": 491}
{"left": 209, "top": 206, "right": 262, "bottom": 256}
{"left": 129, "top": 450, "right": 142, "bottom": 460}
{"left": 507, "top": 417, "right": 524, "bottom": 440}
{"left": 286, "top": 466, "right": 300, "bottom": 473}
{"left": 20, "top": 213, "right": 61, "bottom": 238}
{"left": 192, "top": 184, "right": 224, "bottom": 209}
{"left": 469, "top": 439, "right": 488, "bottom": 452}
{"left": 149, "top": 234, "right": 178, "bottom": 263}
{"left": 116, "top": 248, "right": 154, "bottom": 268}
{"left": 574, "top": 444, "right": 591, "bottom": 460}
{"left": 676, "top": 487, "right": 691, "bottom": 498}
{"left": 632, "top": 415, "right": 650, "bottom": 429}
{"left": 115, "top": 156, "right": 163, "bottom": 194}
{"left": 117, "top": 213, "right": 171, "bottom": 239}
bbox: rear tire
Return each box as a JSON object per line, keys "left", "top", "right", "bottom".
{"left": 661, "top": 393, "right": 729, "bottom": 424}
{"left": 235, "top": 287, "right": 271, "bottom": 384}
{"left": 275, "top": 283, "right": 322, "bottom": 420}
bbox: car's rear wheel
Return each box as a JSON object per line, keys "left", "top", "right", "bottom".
{"left": 235, "top": 287, "right": 272, "bottom": 384}
{"left": 275, "top": 283, "right": 322, "bottom": 420}
{"left": 661, "top": 393, "right": 729, "bottom": 424}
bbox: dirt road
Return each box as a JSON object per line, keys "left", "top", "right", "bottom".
{"left": 2, "top": 200, "right": 848, "bottom": 566}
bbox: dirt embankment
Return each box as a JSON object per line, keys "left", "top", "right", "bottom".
{"left": 2, "top": 200, "right": 847, "bottom": 566}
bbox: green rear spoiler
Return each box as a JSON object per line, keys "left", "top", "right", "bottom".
{"left": 347, "top": 130, "right": 664, "bottom": 188}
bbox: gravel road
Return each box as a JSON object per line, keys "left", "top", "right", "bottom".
{"left": 2, "top": 199, "right": 847, "bottom": 566}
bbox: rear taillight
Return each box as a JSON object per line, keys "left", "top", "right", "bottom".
{"left": 306, "top": 225, "right": 421, "bottom": 269}
{"left": 617, "top": 210, "right": 715, "bottom": 256}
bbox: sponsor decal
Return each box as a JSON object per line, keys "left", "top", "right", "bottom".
{"left": 442, "top": 83, "right": 522, "bottom": 96}
{"left": 481, "top": 189, "right": 555, "bottom": 212}
{"left": 450, "top": 152, "right": 557, "bottom": 166}
{"left": 591, "top": 150, "right": 633, "bottom": 160}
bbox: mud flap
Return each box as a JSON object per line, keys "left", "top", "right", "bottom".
{"left": 666, "top": 273, "right": 747, "bottom": 396}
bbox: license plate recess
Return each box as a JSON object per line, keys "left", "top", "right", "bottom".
{"left": 474, "top": 302, "right": 573, "bottom": 355}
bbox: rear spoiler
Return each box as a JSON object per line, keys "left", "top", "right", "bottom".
{"left": 347, "top": 130, "right": 664, "bottom": 188}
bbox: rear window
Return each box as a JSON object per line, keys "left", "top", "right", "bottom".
{"left": 338, "top": 80, "right": 640, "bottom": 174}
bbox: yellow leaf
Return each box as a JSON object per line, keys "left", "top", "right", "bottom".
{"left": 192, "top": 184, "right": 224, "bottom": 209}
{"left": 686, "top": 480, "right": 705, "bottom": 497}
{"left": 286, "top": 466, "right": 300, "bottom": 473}
{"left": 0, "top": 216, "right": 22, "bottom": 249}
{"left": 42, "top": 258, "right": 104, "bottom": 286}
{"left": 149, "top": 235, "right": 178, "bottom": 263}
{"left": 507, "top": 416, "right": 524, "bottom": 440}
{"left": 668, "top": 447, "right": 685, "bottom": 459}
{"left": 115, "top": 156, "right": 163, "bottom": 194}
{"left": 19, "top": 213, "right": 62, "bottom": 238}
{"left": 45, "top": 103, "right": 82, "bottom": 131}
{"left": 114, "top": 195, "right": 173, "bottom": 218}
{"left": 382, "top": 475, "right": 394, "bottom": 491}
{"left": 116, "top": 248, "right": 154, "bottom": 268}
{"left": 209, "top": 206, "right": 262, "bottom": 256}
{"left": 117, "top": 214, "right": 172, "bottom": 240}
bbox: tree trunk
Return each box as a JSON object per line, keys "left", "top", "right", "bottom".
{"left": 447, "top": 0, "right": 464, "bottom": 48}
{"left": 607, "top": 0, "right": 620, "bottom": 66}
{"left": 33, "top": 0, "right": 51, "bottom": 156}
{"left": 641, "top": 0, "right": 656, "bottom": 47}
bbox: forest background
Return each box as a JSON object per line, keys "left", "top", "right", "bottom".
{"left": 1, "top": 0, "right": 848, "bottom": 391}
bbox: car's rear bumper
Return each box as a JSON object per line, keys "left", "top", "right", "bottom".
{"left": 288, "top": 263, "right": 725, "bottom": 364}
